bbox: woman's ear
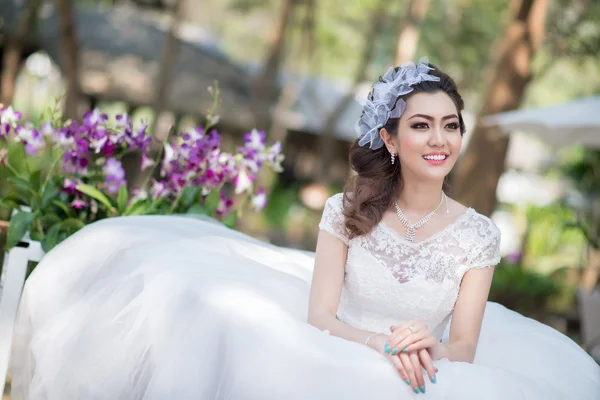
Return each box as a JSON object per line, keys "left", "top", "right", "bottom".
{"left": 379, "top": 128, "right": 396, "bottom": 153}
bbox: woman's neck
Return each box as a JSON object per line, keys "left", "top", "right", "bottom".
{"left": 395, "top": 179, "right": 445, "bottom": 216}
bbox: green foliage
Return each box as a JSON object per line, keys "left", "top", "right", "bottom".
{"left": 523, "top": 203, "right": 587, "bottom": 265}
{"left": 490, "top": 261, "right": 562, "bottom": 318}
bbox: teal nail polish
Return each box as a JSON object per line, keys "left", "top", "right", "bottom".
{"left": 384, "top": 346, "right": 391, "bottom": 354}
{"left": 391, "top": 348, "right": 398, "bottom": 355}
{"left": 431, "top": 376, "right": 437, "bottom": 384}
{"left": 420, "top": 386, "right": 425, "bottom": 393}
{"left": 401, "top": 348, "right": 408, "bottom": 353}
{"left": 413, "top": 387, "right": 419, "bottom": 394}
{"left": 405, "top": 380, "right": 410, "bottom": 385}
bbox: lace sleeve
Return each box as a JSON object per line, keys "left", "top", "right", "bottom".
{"left": 318, "top": 194, "right": 350, "bottom": 246}
{"left": 465, "top": 215, "right": 501, "bottom": 271}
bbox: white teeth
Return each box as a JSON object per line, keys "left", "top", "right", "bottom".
{"left": 423, "top": 154, "right": 447, "bottom": 161}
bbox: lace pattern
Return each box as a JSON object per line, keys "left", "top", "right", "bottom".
{"left": 318, "top": 193, "right": 501, "bottom": 339}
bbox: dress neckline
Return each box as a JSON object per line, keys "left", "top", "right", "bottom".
{"left": 377, "top": 207, "right": 474, "bottom": 247}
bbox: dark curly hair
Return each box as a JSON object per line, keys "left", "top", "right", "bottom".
{"left": 342, "top": 63, "right": 466, "bottom": 239}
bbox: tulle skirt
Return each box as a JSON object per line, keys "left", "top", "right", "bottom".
{"left": 9, "top": 215, "right": 600, "bottom": 399}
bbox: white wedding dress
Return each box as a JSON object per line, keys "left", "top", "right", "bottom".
{"left": 9, "top": 193, "right": 600, "bottom": 399}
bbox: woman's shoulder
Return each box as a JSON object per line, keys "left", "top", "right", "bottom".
{"left": 324, "top": 192, "right": 352, "bottom": 211}
{"left": 460, "top": 207, "right": 501, "bottom": 243}
{"left": 448, "top": 198, "right": 501, "bottom": 240}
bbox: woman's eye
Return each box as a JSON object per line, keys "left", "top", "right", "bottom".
{"left": 411, "top": 123, "right": 429, "bottom": 129}
{"left": 446, "top": 122, "right": 460, "bottom": 130}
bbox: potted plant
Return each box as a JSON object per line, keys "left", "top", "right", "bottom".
{"left": 0, "top": 88, "right": 284, "bottom": 255}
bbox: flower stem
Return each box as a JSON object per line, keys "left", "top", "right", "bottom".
{"left": 21, "top": 144, "right": 32, "bottom": 176}
{"left": 141, "top": 125, "right": 176, "bottom": 191}
{"left": 41, "top": 147, "right": 63, "bottom": 193}
{"left": 5, "top": 161, "right": 20, "bottom": 177}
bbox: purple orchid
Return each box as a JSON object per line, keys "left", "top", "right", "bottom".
{"left": 15, "top": 124, "right": 45, "bottom": 156}
{"left": 215, "top": 192, "right": 234, "bottom": 216}
{"left": 252, "top": 188, "right": 267, "bottom": 211}
{"left": 0, "top": 106, "right": 22, "bottom": 137}
{"left": 83, "top": 109, "right": 108, "bottom": 128}
{"left": 103, "top": 157, "right": 126, "bottom": 194}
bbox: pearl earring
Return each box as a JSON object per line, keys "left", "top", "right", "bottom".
{"left": 390, "top": 151, "right": 396, "bottom": 165}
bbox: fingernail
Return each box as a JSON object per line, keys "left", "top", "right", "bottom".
{"left": 405, "top": 380, "right": 410, "bottom": 385}
{"left": 391, "top": 348, "right": 398, "bottom": 355}
{"left": 384, "top": 345, "right": 391, "bottom": 354}
{"left": 431, "top": 376, "right": 437, "bottom": 384}
{"left": 401, "top": 348, "right": 408, "bottom": 353}
{"left": 413, "top": 387, "right": 419, "bottom": 394}
{"left": 390, "top": 325, "right": 394, "bottom": 331}
{"left": 420, "top": 386, "right": 426, "bottom": 393}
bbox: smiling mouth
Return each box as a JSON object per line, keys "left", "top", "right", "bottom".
{"left": 422, "top": 154, "right": 448, "bottom": 161}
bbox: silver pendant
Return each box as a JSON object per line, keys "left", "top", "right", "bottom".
{"left": 405, "top": 226, "right": 416, "bottom": 242}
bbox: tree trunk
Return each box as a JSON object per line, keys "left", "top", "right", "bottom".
{"left": 0, "top": 0, "right": 42, "bottom": 105}
{"left": 57, "top": 0, "right": 83, "bottom": 120}
{"left": 149, "top": 0, "right": 184, "bottom": 142}
{"left": 448, "top": 0, "right": 548, "bottom": 217}
{"left": 251, "top": 0, "right": 295, "bottom": 132}
{"left": 395, "top": 0, "right": 430, "bottom": 65}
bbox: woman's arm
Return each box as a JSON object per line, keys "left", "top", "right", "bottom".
{"left": 307, "top": 230, "right": 388, "bottom": 352}
{"left": 436, "top": 266, "right": 495, "bottom": 363}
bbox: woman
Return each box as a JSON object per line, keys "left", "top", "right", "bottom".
{"left": 9, "top": 59, "right": 600, "bottom": 399}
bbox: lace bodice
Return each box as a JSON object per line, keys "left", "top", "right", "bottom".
{"left": 318, "top": 193, "right": 501, "bottom": 340}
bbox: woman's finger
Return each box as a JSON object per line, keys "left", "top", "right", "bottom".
{"left": 410, "top": 352, "right": 426, "bottom": 394}
{"left": 389, "top": 330, "right": 428, "bottom": 352}
{"left": 403, "top": 337, "right": 438, "bottom": 353}
{"left": 400, "top": 353, "right": 419, "bottom": 392}
{"left": 391, "top": 355, "right": 411, "bottom": 386}
{"left": 418, "top": 348, "right": 437, "bottom": 384}
{"left": 390, "top": 318, "right": 419, "bottom": 332}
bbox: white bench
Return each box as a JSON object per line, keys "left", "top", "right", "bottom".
{"left": 0, "top": 217, "right": 45, "bottom": 396}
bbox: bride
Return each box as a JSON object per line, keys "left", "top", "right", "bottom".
{"left": 9, "top": 59, "right": 600, "bottom": 399}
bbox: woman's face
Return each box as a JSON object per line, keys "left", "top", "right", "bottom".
{"left": 392, "top": 91, "right": 463, "bottom": 182}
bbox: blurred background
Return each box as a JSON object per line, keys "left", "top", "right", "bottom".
{"left": 0, "top": 0, "right": 599, "bottom": 392}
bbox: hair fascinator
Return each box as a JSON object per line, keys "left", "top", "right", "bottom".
{"left": 356, "top": 57, "right": 440, "bottom": 150}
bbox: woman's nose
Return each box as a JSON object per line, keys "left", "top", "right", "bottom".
{"left": 428, "top": 126, "right": 445, "bottom": 146}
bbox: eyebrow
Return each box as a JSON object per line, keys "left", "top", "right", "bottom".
{"left": 407, "top": 113, "right": 458, "bottom": 121}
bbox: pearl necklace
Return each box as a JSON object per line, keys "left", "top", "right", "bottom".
{"left": 394, "top": 192, "right": 447, "bottom": 243}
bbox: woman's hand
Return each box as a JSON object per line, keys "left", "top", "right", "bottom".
{"left": 389, "top": 350, "right": 437, "bottom": 394}
{"left": 388, "top": 318, "right": 441, "bottom": 357}
{"left": 370, "top": 333, "right": 437, "bottom": 393}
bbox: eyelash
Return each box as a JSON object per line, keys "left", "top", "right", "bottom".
{"left": 411, "top": 122, "right": 460, "bottom": 130}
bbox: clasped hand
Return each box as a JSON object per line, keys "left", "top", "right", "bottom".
{"left": 383, "top": 318, "right": 439, "bottom": 394}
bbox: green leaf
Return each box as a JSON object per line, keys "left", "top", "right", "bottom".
{"left": 61, "top": 218, "right": 85, "bottom": 233}
{"left": 40, "top": 213, "right": 62, "bottom": 227}
{"left": 181, "top": 187, "right": 199, "bottom": 207}
{"left": 117, "top": 183, "right": 128, "bottom": 215}
{"left": 186, "top": 203, "right": 207, "bottom": 215}
{"left": 30, "top": 170, "right": 42, "bottom": 191}
{"left": 203, "top": 190, "right": 220, "bottom": 215}
{"left": 41, "top": 223, "right": 62, "bottom": 253}
{"left": 122, "top": 199, "right": 150, "bottom": 216}
{"left": 41, "top": 180, "right": 59, "bottom": 209}
{"left": 52, "top": 199, "right": 75, "bottom": 218}
{"left": 0, "top": 198, "right": 20, "bottom": 210}
{"left": 8, "top": 176, "right": 36, "bottom": 200}
{"left": 75, "top": 184, "right": 116, "bottom": 213}
{"left": 6, "top": 211, "right": 34, "bottom": 249}
{"left": 222, "top": 213, "right": 237, "bottom": 228}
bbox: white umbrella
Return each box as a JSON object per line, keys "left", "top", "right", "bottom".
{"left": 483, "top": 96, "right": 600, "bottom": 148}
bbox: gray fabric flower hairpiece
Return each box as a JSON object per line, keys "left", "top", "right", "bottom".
{"left": 356, "top": 57, "right": 441, "bottom": 150}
